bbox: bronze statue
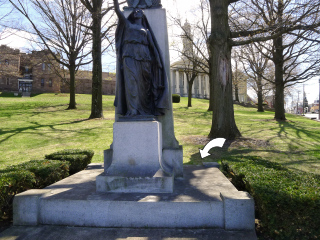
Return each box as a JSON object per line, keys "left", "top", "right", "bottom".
{"left": 113, "top": 0, "right": 169, "bottom": 117}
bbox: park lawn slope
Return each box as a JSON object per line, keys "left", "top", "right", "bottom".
{"left": 1, "top": 94, "right": 319, "bottom": 174}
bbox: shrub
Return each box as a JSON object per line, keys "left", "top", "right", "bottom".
{"left": 172, "top": 94, "right": 180, "bottom": 103}
{"left": 45, "top": 149, "right": 94, "bottom": 174}
{"left": 21, "top": 160, "right": 69, "bottom": 188}
{"left": 0, "top": 160, "right": 69, "bottom": 219}
{"left": 0, "top": 170, "right": 36, "bottom": 218}
{"left": 221, "top": 156, "right": 320, "bottom": 240}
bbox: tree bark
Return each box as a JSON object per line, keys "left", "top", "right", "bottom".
{"left": 208, "top": 0, "right": 241, "bottom": 139}
{"left": 273, "top": 39, "right": 286, "bottom": 120}
{"left": 257, "top": 76, "right": 264, "bottom": 112}
{"left": 273, "top": 0, "right": 286, "bottom": 120}
{"left": 234, "top": 83, "right": 239, "bottom": 102}
{"left": 67, "top": 64, "right": 77, "bottom": 109}
{"left": 89, "top": 2, "right": 103, "bottom": 119}
{"left": 187, "top": 81, "right": 193, "bottom": 107}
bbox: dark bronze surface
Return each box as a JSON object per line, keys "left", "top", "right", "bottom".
{"left": 114, "top": 0, "right": 169, "bottom": 118}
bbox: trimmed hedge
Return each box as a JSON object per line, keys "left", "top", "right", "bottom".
{"left": 45, "top": 149, "right": 94, "bottom": 174}
{"left": 172, "top": 94, "right": 181, "bottom": 103}
{"left": 0, "top": 160, "right": 69, "bottom": 219}
{"left": 221, "top": 156, "right": 320, "bottom": 240}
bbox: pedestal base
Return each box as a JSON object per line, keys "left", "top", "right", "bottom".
{"left": 13, "top": 165, "right": 255, "bottom": 231}
{"left": 106, "top": 121, "right": 163, "bottom": 177}
{"left": 96, "top": 169, "right": 173, "bottom": 193}
{"left": 99, "top": 121, "right": 175, "bottom": 193}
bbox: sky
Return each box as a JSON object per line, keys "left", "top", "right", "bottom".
{"left": 0, "top": 0, "right": 319, "bottom": 103}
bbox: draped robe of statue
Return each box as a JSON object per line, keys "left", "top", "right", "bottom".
{"left": 114, "top": 10, "right": 169, "bottom": 117}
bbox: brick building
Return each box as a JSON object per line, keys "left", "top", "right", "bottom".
{"left": 60, "top": 71, "right": 116, "bottom": 95}
{"left": 0, "top": 45, "right": 116, "bottom": 96}
{"left": 0, "top": 45, "right": 60, "bottom": 95}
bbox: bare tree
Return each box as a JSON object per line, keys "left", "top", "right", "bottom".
{"left": 204, "top": 0, "right": 320, "bottom": 138}
{"left": 0, "top": 0, "right": 16, "bottom": 40}
{"left": 170, "top": 0, "right": 212, "bottom": 109}
{"left": 171, "top": 20, "right": 208, "bottom": 107}
{"left": 230, "top": 0, "right": 320, "bottom": 120}
{"left": 231, "top": 51, "right": 250, "bottom": 103}
{"left": 8, "top": 0, "right": 93, "bottom": 109}
{"left": 80, "top": 0, "right": 115, "bottom": 119}
{"left": 236, "top": 44, "right": 274, "bottom": 111}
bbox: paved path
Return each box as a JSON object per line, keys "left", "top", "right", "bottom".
{"left": 0, "top": 226, "right": 257, "bottom": 240}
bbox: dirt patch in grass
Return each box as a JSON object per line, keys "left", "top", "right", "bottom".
{"left": 181, "top": 135, "right": 211, "bottom": 146}
{"left": 228, "top": 138, "right": 271, "bottom": 149}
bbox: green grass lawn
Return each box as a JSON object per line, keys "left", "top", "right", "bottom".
{"left": 1, "top": 93, "right": 319, "bottom": 175}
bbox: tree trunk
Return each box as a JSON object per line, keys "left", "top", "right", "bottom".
{"left": 234, "top": 83, "right": 240, "bottom": 102}
{"left": 187, "top": 81, "right": 193, "bottom": 107}
{"left": 208, "top": 0, "right": 241, "bottom": 140}
{"left": 207, "top": 78, "right": 213, "bottom": 111}
{"left": 89, "top": 2, "right": 103, "bottom": 119}
{"left": 273, "top": 36, "right": 286, "bottom": 120}
{"left": 67, "top": 64, "right": 76, "bottom": 109}
{"left": 207, "top": 37, "right": 213, "bottom": 111}
{"left": 273, "top": 0, "right": 286, "bottom": 121}
{"left": 257, "top": 76, "right": 264, "bottom": 112}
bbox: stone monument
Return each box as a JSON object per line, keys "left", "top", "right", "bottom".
{"left": 96, "top": 0, "right": 183, "bottom": 193}
{"left": 11, "top": 0, "right": 255, "bottom": 233}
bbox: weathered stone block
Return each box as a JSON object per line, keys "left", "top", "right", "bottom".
{"left": 13, "top": 189, "right": 50, "bottom": 226}
{"left": 105, "top": 121, "right": 162, "bottom": 177}
{"left": 221, "top": 191, "right": 255, "bottom": 230}
{"left": 96, "top": 170, "right": 173, "bottom": 193}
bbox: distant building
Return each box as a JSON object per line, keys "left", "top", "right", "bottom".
{"left": 170, "top": 60, "right": 210, "bottom": 99}
{"left": 60, "top": 71, "right": 116, "bottom": 95}
{"left": 310, "top": 100, "right": 319, "bottom": 113}
{"left": 0, "top": 45, "right": 116, "bottom": 96}
{"left": 0, "top": 45, "right": 60, "bottom": 95}
{"left": 170, "top": 22, "right": 247, "bottom": 102}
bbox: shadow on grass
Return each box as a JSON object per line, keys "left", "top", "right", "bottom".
{"left": 277, "top": 120, "right": 320, "bottom": 142}
{"left": 0, "top": 118, "right": 98, "bottom": 145}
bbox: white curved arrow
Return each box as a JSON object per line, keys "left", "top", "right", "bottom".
{"left": 199, "top": 138, "right": 226, "bottom": 158}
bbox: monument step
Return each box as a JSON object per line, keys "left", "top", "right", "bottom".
{"left": 13, "top": 164, "right": 255, "bottom": 231}
{"left": 96, "top": 169, "right": 174, "bottom": 193}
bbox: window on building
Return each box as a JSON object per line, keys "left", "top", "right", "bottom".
{"left": 49, "top": 79, "right": 52, "bottom": 87}
{"left": 42, "top": 63, "right": 46, "bottom": 71}
{"left": 41, "top": 78, "right": 44, "bottom": 87}
{"left": 47, "top": 63, "right": 51, "bottom": 70}
{"left": 6, "top": 78, "right": 10, "bottom": 85}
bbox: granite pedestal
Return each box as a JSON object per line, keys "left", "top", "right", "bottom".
{"left": 96, "top": 121, "right": 175, "bottom": 193}
{"left": 13, "top": 164, "right": 255, "bottom": 231}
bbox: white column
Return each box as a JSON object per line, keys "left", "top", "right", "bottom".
{"left": 198, "top": 75, "right": 202, "bottom": 98}
{"left": 183, "top": 72, "right": 187, "bottom": 97}
{"left": 175, "top": 70, "right": 179, "bottom": 94}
